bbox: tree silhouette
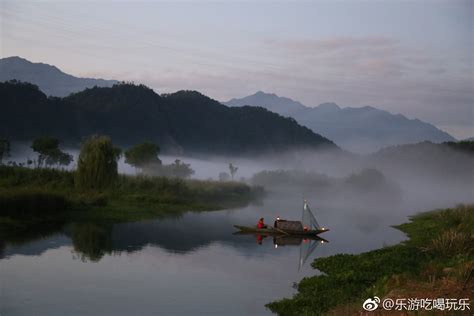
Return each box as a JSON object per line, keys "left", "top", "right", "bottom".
{"left": 167, "top": 159, "right": 194, "bottom": 178}
{"left": 31, "top": 137, "right": 73, "bottom": 168}
{"left": 0, "top": 139, "right": 10, "bottom": 165}
{"left": 229, "top": 163, "right": 238, "bottom": 180}
{"left": 124, "top": 142, "right": 161, "bottom": 173}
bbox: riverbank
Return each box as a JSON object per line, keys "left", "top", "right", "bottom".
{"left": 267, "top": 204, "right": 474, "bottom": 315}
{"left": 0, "top": 165, "right": 263, "bottom": 227}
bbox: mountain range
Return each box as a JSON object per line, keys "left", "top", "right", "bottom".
{"left": 0, "top": 81, "right": 336, "bottom": 154}
{"left": 0, "top": 56, "right": 457, "bottom": 154}
{"left": 225, "top": 91, "right": 456, "bottom": 153}
{"left": 0, "top": 56, "right": 117, "bottom": 97}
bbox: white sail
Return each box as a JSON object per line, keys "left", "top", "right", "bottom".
{"left": 302, "top": 200, "right": 321, "bottom": 230}
{"left": 297, "top": 201, "right": 326, "bottom": 270}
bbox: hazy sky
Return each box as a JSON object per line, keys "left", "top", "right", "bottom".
{"left": 1, "top": 0, "right": 473, "bottom": 138}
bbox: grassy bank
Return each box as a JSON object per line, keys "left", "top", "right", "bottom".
{"left": 267, "top": 205, "right": 474, "bottom": 315}
{"left": 0, "top": 165, "right": 263, "bottom": 224}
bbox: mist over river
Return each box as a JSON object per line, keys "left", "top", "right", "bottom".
{"left": 3, "top": 143, "right": 472, "bottom": 315}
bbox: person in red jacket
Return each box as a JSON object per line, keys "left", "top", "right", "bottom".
{"left": 257, "top": 217, "right": 267, "bottom": 229}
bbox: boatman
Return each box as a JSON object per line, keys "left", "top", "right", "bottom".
{"left": 274, "top": 216, "right": 280, "bottom": 228}
{"left": 257, "top": 217, "right": 267, "bottom": 229}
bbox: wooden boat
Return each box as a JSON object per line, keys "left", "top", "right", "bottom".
{"left": 233, "top": 225, "right": 329, "bottom": 236}
{"left": 233, "top": 200, "right": 329, "bottom": 237}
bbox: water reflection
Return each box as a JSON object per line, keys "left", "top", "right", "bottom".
{"left": 2, "top": 215, "right": 330, "bottom": 270}
{"left": 235, "top": 232, "right": 327, "bottom": 270}
{"left": 2, "top": 196, "right": 406, "bottom": 262}
{"left": 0, "top": 220, "right": 66, "bottom": 259}
{"left": 68, "top": 223, "right": 114, "bottom": 262}
{"left": 1, "top": 195, "right": 410, "bottom": 315}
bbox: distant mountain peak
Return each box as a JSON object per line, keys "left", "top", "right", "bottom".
{"left": 2, "top": 56, "right": 30, "bottom": 63}
{"left": 2, "top": 56, "right": 63, "bottom": 74}
{"left": 0, "top": 56, "right": 118, "bottom": 97}
{"left": 225, "top": 91, "right": 307, "bottom": 116}
{"left": 225, "top": 92, "right": 456, "bottom": 153}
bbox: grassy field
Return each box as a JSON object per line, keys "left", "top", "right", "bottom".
{"left": 0, "top": 165, "right": 263, "bottom": 224}
{"left": 267, "top": 204, "right": 474, "bottom": 315}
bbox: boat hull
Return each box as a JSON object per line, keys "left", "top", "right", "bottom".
{"left": 233, "top": 225, "right": 329, "bottom": 236}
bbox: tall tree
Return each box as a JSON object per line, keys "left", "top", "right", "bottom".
{"left": 229, "top": 163, "right": 238, "bottom": 180}
{"left": 166, "top": 159, "right": 194, "bottom": 178}
{"left": 75, "top": 135, "right": 121, "bottom": 190}
{"left": 0, "top": 138, "right": 10, "bottom": 165}
{"left": 31, "top": 137, "right": 59, "bottom": 167}
{"left": 57, "top": 151, "right": 74, "bottom": 168}
{"left": 124, "top": 142, "right": 161, "bottom": 172}
{"left": 31, "top": 137, "right": 72, "bottom": 168}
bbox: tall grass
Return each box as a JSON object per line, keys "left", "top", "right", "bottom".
{"left": 426, "top": 228, "right": 473, "bottom": 256}
{"left": 0, "top": 166, "right": 263, "bottom": 220}
{"left": 0, "top": 165, "right": 75, "bottom": 189}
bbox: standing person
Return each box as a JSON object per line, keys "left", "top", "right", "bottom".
{"left": 257, "top": 217, "right": 267, "bottom": 229}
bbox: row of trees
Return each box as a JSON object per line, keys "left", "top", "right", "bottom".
{"left": 31, "top": 137, "right": 73, "bottom": 168}
{"left": 2, "top": 135, "right": 238, "bottom": 191}
{"left": 1, "top": 135, "right": 120, "bottom": 191}
{"left": 0, "top": 137, "right": 73, "bottom": 168}
{"left": 76, "top": 137, "right": 197, "bottom": 190}
{"left": 76, "top": 137, "right": 242, "bottom": 190}
{"left": 123, "top": 141, "right": 194, "bottom": 178}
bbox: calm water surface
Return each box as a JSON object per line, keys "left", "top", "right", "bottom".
{"left": 1, "top": 194, "right": 409, "bottom": 315}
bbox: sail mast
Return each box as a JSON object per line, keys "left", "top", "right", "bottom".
{"left": 302, "top": 200, "right": 322, "bottom": 230}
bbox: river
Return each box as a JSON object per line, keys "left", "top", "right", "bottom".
{"left": 0, "top": 192, "right": 411, "bottom": 316}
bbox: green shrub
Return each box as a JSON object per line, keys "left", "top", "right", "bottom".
{"left": 75, "top": 135, "right": 121, "bottom": 190}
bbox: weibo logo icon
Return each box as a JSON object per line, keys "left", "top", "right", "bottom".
{"left": 362, "top": 296, "right": 380, "bottom": 311}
